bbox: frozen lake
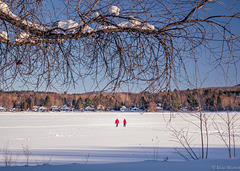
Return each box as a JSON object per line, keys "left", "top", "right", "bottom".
{"left": 0, "top": 111, "right": 239, "bottom": 166}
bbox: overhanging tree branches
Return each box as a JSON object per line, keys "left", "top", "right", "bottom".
{"left": 0, "top": 0, "right": 239, "bottom": 91}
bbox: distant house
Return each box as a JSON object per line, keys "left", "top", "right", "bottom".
{"left": 33, "top": 106, "right": 40, "bottom": 112}
{"left": 181, "top": 107, "right": 188, "bottom": 112}
{"left": 97, "top": 105, "right": 104, "bottom": 111}
{"left": 60, "top": 105, "right": 72, "bottom": 112}
{"left": 156, "top": 106, "right": 163, "bottom": 112}
{"left": 51, "top": 106, "right": 60, "bottom": 112}
{"left": 85, "top": 106, "right": 95, "bottom": 111}
{"left": 39, "top": 106, "right": 47, "bottom": 112}
{"left": 10, "top": 108, "right": 16, "bottom": 112}
{"left": 0, "top": 106, "right": 6, "bottom": 112}
{"left": 106, "top": 108, "right": 114, "bottom": 111}
{"left": 120, "top": 106, "right": 127, "bottom": 112}
{"left": 195, "top": 106, "right": 200, "bottom": 111}
{"left": 131, "top": 107, "right": 139, "bottom": 112}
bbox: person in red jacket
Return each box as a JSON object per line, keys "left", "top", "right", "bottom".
{"left": 115, "top": 118, "right": 119, "bottom": 127}
{"left": 123, "top": 119, "right": 127, "bottom": 127}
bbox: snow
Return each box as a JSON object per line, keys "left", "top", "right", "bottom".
{"left": 1, "top": 0, "right": 156, "bottom": 40}
{"left": 0, "top": 31, "right": 8, "bottom": 40}
{"left": 81, "top": 25, "right": 94, "bottom": 34}
{"left": 15, "top": 32, "right": 30, "bottom": 42}
{"left": 0, "top": 111, "right": 239, "bottom": 171}
{"left": 78, "top": 22, "right": 93, "bottom": 34}
{"left": 1, "top": 159, "right": 240, "bottom": 171}
{"left": 0, "top": 1, "right": 48, "bottom": 32}
{"left": 129, "top": 16, "right": 141, "bottom": 26}
{"left": 0, "top": 1, "right": 8, "bottom": 12}
{"left": 57, "top": 20, "right": 94, "bottom": 34}
{"left": 109, "top": 6, "right": 120, "bottom": 16}
{"left": 117, "top": 18, "right": 154, "bottom": 30}
{"left": 141, "top": 23, "right": 155, "bottom": 30}
{"left": 92, "top": 12, "right": 100, "bottom": 18}
{"left": 0, "top": 1, "right": 19, "bottom": 19}
{"left": 117, "top": 16, "right": 142, "bottom": 29}
{"left": 118, "top": 21, "right": 134, "bottom": 28}
{"left": 22, "top": 20, "right": 48, "bottom": 31}
{"left": 97, "top": 25, "right": 117, "bottom": 31}
{"left": 58, "top": 20, "right": 79, "bottom": 31}
{"left": 1, "top": 1, "right": 155, "bottom": 37}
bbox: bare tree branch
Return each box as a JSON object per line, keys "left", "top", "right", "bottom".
{"left": 0, "top": 0, "right": 239, "bottom": 91}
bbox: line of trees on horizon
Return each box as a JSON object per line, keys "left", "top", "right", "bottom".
{"left": 0, "top": 87, "right": 239, "bottom": 112}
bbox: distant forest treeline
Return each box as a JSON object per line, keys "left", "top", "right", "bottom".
{"left": 0, "top": 86, "right": 239, "bottom": 111}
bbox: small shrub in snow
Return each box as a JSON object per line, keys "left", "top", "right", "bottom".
{"left": 22, "top": 144, "right": 31, "bottom": 166}
{"left": 152, "top": 136, "right": 160, "bottom": 161}
{"left": 1, "top": 143, "right": 18, "bottom": 167}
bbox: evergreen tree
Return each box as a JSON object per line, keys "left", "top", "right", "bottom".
{"left": 21, "top": 101, "right": 28, "bottom": 111}
{"left": 26, "top": 97, "right": 33, "bottom": 110}
{"left": 40, "top": 98, "right": 45, "bottom": 106}
{"left": 114, "top": 100, "right": 121, "bottom": 110}
{"left": 205, "top": 96, "right": 215, "bottom": 111}
{"left": 45, "top": 95, "right": 51, "bottom": 107}
{"left": 171, "top": 93, "right": 181, "bottom": 111}
{"left": 85, "top": 98, "right": 94, "bottom": 107}
{"left": 216, "top": 96, "right": 223, "bottom": 111}
{"left": 187, "top": 93, "right": 199, "bottom": 109}
{"left": 139, "top": 96, "right": 147, "bottom": 110}
{"left": 75, "top": 97, "right": 83, "bottom": 110}
{"left": 72, "top": 99, "right": 76, "bottom": 107}
{"left": 162, "top": 95, "right": 171, "bottom": 110}
{"left": 63, "top": 97, "right": 70, "bottom": 106}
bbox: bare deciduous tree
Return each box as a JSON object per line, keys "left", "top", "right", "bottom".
{"left": 170, "top": 126, "right": 199, "bottom": 160}
{"left": 169, "top": 111, "right": 211, "bottom": 160}
{"left": 0, "top": 0, "right": 239, "bottom": 91}
{"left": 212, "top": 112, "right": 240, "bottom": 158}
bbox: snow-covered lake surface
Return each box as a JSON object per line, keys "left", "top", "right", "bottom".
{"left": 0, "top": 111, "right": 240, "bottom": 170}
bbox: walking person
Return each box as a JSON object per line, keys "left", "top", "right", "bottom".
{"left": 123, "top": 119, "right": 127, "bottom": 127}
{"left": 115, "top": 118, "right": 119, "bottom": 127}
